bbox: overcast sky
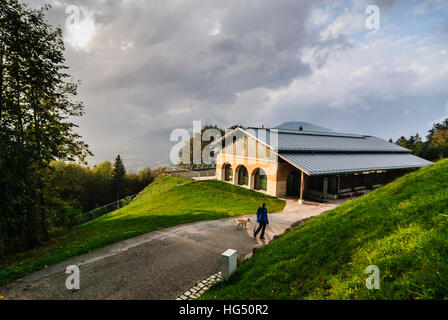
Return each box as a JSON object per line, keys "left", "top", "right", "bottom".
{"left": 30, "top": 0, "right": 448, "bottom": 166}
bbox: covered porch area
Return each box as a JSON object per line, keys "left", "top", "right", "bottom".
{"left": 280, "top": 164, "right": 336, "bottom": 203}
{"left": 277, "top": 157, "right": 414, "bottom": 203}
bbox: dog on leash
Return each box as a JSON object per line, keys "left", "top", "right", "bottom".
{"left": 234, "top": 217, "right": 251, "bottom": 230}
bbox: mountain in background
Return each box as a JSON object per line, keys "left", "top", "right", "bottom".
{"left": 91, "top": 121, "right": 334, "bottom": 172}
{"left": 119, "top": 126, "right": 192, "bottom": 172}
{"left": 89, "top": 125, "right": 190, "bottom": 172}
{"left": 274, "top": 121, "right": 333, "bottom": 132}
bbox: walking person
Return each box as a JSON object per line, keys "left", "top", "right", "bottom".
{"left": 254, "top": 202, "right": 269, "bottom": 240}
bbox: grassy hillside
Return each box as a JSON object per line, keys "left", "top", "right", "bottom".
{"left": 202, "top": 160, "right": 448, "bottom": 300}
{"left": 0, "top": 175, "right": 284, "bottom": 285}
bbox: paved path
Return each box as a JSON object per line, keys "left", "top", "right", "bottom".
{"left": 0, "top": 199, "right": 345, "bottom": 300}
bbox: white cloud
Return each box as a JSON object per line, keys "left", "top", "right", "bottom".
{"left": 434, "top": 100, "right": 448, "bottom": 124}
{"left": 209, "top": 22, "right": 221, "bottom": 36}
{"left": 166, "top": 107, "right": 192, "bottom": 115}
{"left": 248, "top": 33, "right": 448, "bottom": 121}
{"left": 310, "top": 7, "right": 330, "bottom": 26}
{"left": 120, "top": 40, "right": 134, "bottom": 52}
{"left": 320, "top": 8, "right": 365, "bottom": 40}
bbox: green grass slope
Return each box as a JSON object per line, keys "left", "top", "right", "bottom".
{"left": 202, "top": 160, "right": 448, "bottom": 300}
{"left": 0, "top": 175, "right": 285, "bottom": 285}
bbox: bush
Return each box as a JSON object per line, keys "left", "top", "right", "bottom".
{"left": 47, "top": 199, "right": 82, "bottom": 232}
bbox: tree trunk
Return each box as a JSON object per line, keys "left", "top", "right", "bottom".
{"left": 0, "top": 42, "right": 4, "bottom": 124}
{"left": 34, "top": 96, "right": 49, "bottom": 242}
{"left": 39, "top": 179, "right": 49, "bottom": 241}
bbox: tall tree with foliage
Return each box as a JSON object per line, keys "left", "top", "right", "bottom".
{"left": 425, "top": 119, "right": 448, "bottom": 160}
{"left": 138, "top": 167, "right": 154, "bottom": 189}
{"left": 45, "top": 161, "right": 154, "bottom": 216}
{"left": 178, "top": 124, "right": 226, "bottom": 168}
{"left": 392, "top": 118, "right": 448, "bottom": 161}
{"left": 0, "top": 1, "right": 90, "bottom": 256}
{"left": 91, "top": 161, "right": 115, "bottom": 204}
{"left": 112, "top": 155, "right": 126, "bottom": 200}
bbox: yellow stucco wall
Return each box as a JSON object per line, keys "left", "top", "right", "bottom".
{"left": 215, "top": 130, "right": 302, "bottom": 197}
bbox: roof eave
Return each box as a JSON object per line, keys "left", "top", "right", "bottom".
{"left": 305, "top": 163, "right": 431, "bottom": 176}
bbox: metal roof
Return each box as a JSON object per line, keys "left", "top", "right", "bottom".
{"left": 279, "top": 153, "right": 432, "bottom": 176}
{"left": 214, "top": 127, "right": 431, "bottom": 174}
{"left": 244, "top": 128, "right": 410, "bottom": 153}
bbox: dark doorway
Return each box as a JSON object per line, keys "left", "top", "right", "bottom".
{"left": 286, "top": 171, "right": 300, "bottom": 196}
{"left": 328, "top": 176, "right": 338, "bottom": 195}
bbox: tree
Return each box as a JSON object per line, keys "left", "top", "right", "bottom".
{"left": 396, "top": 136, "right": 410, "bottom": 149}
{"left": 151, "top": 167, "right": 168, "bottom": 179}
{"left": 112, "top": 155, "right": 126, "bottom": 200}
{"left": 46, "top": 162, "right": 90, "bottom": 210}
{"left": 45, "top": 160, "right": 154, "bottom": 218}
{"left": 124, "top": 172, "right": 139, "bottom": 196}
{"left": 138, "top": 167, "right": 154, "bottom": 189}
{"left": 91, "top": 161, "right": 114, "bottom": 204}
{"left": 178, "top": 124, "right": 225, "bottom": 168}
{"left": 228, "top": 124, "right": 242, "bottom": 130}
{"left": 392, "top": 119, "right": 448, "bottom": 161}
{"left": 426, "top": 119, "right": 448, "bottom": 160}
{"left": 0, "top": 1, "right": 90, "bottom": 255}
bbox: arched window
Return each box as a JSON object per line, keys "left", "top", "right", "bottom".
{"left": 237, "top": 166, "right": 248, "bottom": 185}
{"left": 223, "top": 163, "right": 233, "bottom": 181}
{"left": 252, "top": 168, "right": 267, "bottom": 191}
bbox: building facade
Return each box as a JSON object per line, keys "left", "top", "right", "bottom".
{"left": 214, "top": 127, "right": 432, "bottom": 202}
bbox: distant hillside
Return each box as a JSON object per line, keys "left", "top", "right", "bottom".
{"left": 90, "top": 125, "right": 191, "bottom": 172}
{"left": 203, "top": 159, "right": 448, "bottom": 300}
{"left": 274, "top": 121, "right": 333, "bottom": 132}
{"left": 119, "top": 126, "right": 187, "bottom": 171}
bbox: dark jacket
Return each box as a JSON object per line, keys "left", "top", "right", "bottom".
{"left": 256, "top": 207, "right": 269, "bottom": 224}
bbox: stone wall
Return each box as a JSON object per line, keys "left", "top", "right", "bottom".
{"left": 167, "top": 168, "right": 216, "bottom": 179}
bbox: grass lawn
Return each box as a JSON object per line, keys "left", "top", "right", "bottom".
{"left": 202, "top": 159, "right": 448, "bottom": 300}
{"left": 0, "top": 175, "right": 285, "bottom": 285}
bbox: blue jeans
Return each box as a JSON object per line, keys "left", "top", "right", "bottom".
{"left": 254, "top": 223, "right": 266, "bottom": 238}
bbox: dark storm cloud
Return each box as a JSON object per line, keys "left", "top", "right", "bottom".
{"left": 91, "top": 0, "right": 319, "bottom": 107}
{"left": 39, "top": 0, "right": 349, "bottom": 137}
{"left": 26, "top": 0, "right": 448, "bottom": 171}
{"left": 371, "top": 0, "right": 400, "bottom": 10}
{"left": 28, "top": 0, "right": 349, "bottom": 164}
